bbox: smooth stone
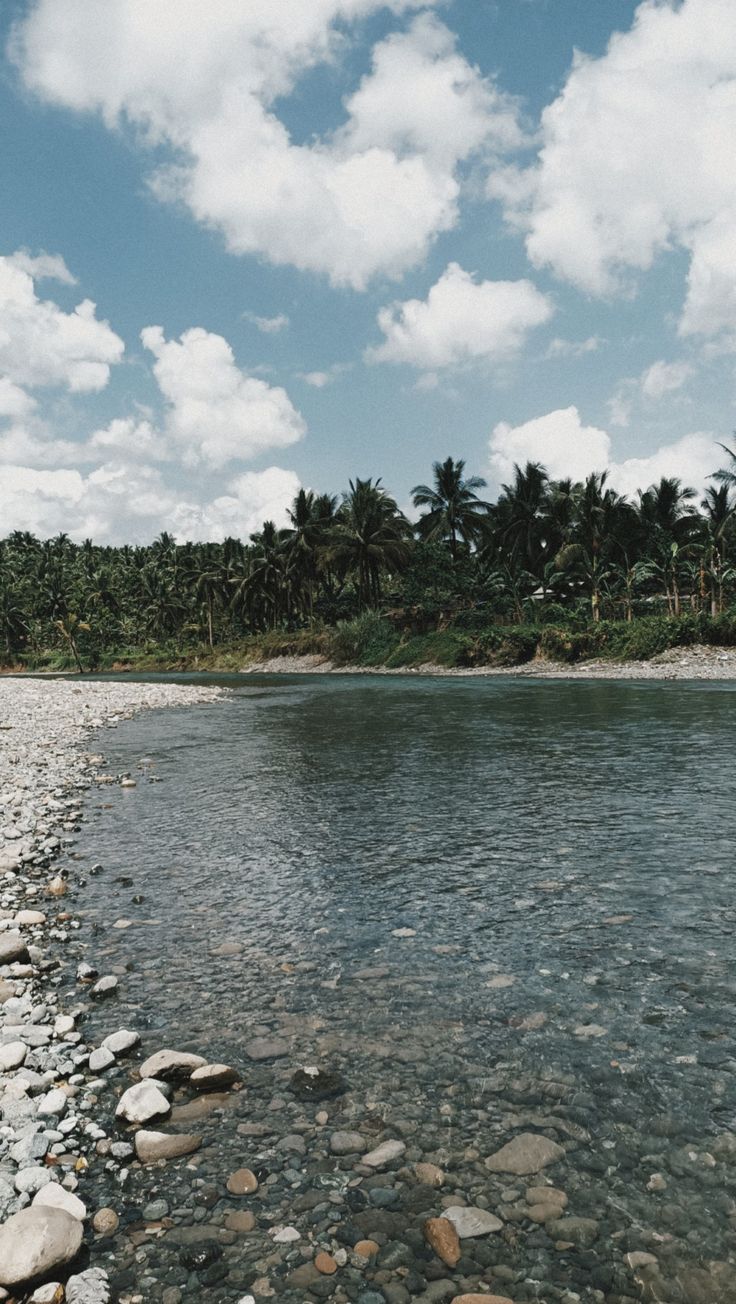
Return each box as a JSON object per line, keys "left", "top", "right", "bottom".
{"left": 0, "top": 1207, "right": 83, "bottom": 1288}
{"left": 29, "top": 1286, "right": 63, "bottom": 1304}
{"left": 354, "top": 1240, "right": 380, "bottom": 1258}
{"left": 244, "top": 1037, "right": 289, "bottom": 1061}
{"left": 315, "top": 1252, "right": 338, "bottom": 1275}
{"left": 546, "top": 1216, "right": 599, "bottom": 1247}
{"left": 0, "top": 1040, "right": 28, "bottom": 1071}
{"left": 90, "top": 976, "right": 118, "bottom": 999}
{"left": 525, "top": 1186, "right": 567, "bottom": 1207}
{"left": 33, "top": 1183, "right": 87, "bottom": 1222}
{"left": 225, "top": 1210, "right": 255, "bottom": 1233}
{"left": 116, "top": 1080, "right": 170, "bottom": 1124}
{"left": 139, "top": 1049, "right": 206, "bottom": 1080}
{"left": 16, "top": 911, "right": 46, "bottom": 926}
{"left": 101, "top": 1029, "right": 140, "bottom": 1056}
{"left": 15, "top": 1168, "right": 53, "bottom": 1194}
{"left": 443, "top": 1205, "right": 503, "bottom": 1237}
{"left": 190, "top": 1063, "right": 238, "bottom": 1091}
{"left": 92, "top": 1208, "right": 119, "bottom": 1235}
{"left": 0, "top": 933, "right": 30, "bottom": 965}
{"left": 134, "top": 1130, "right": 202, "bottom": 1163}
{"left": 88, "top": 1048, "right": 115, "bottom": 1073}
{"left": 37, "top": 1088, "right": 68, "bottom": 1117}
{"left": 485, "top": 1133, "right": 565, "bottom": 1176}
{"left": 424, "top": 1217, "right": 461, "bottom": 1267}
{"left": 272, "top": 1225, "right": 300, "bottom": 1243}
{"left": 363, "top": 1139, "right": 406, "bottom": 1168}
{"left": 226, "top": 1168, "right": 258, "bottom": 1195}
{"left": 330, "top": 1131, "right": 367, "bottom": 1155}
{"left": 290, "top": 1066, "right": 347, "bottom": 1099}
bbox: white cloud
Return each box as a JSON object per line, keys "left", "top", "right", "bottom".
{"left": 0, "top": 459, "right": 301, "bottom": 544}
{"left": 141, "top": 325, "right": 306, "bottom": 467}
{"left": 490, "top": 0, "right": 736, "bottom": 339}
{"left": 0, "top": 254, "right": 124, "bottom": 392}
{"left": 367, "top": 262, "right": 553, "bottom": 369}
{"left": 13, "top": 5, "right": 522, "bottom": 288}
{"left": 640, "top": 359, "right": 693, "bottom": 400}
{"left": 299, "top": 371, "right": 331, "bottom": 389}
{"left": 243, "top": 311, "right": 290, "bottom": 334}
{"left": 8, "top": 250, "right": 77, "bottom": 284}
{"left": 545, "top": 335, "right": 600, "bottom": 359}
{"left": 489, "top": 405, "right": 718, "bottom": 496}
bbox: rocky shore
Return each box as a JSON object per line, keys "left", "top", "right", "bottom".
{"left": 240, "top": 643, "right": 736, "bottom": 680}
{"left": 0, "top": 681, "right": 222, "bottom": 1302}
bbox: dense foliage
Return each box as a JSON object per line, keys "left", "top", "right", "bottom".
{"left": 2, "top": 450, "right": 736, "bottom": 669}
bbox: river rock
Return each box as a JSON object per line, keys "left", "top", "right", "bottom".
{"left": 0, "top": 933, "right": 30, "bottom": 965}
{"left": 89, "top": 1047, "right": 115, "bottom": 1073}
{"left": 424, "top": 1216, "right": 461, "bottom": 1267}
{"left": 139, "top": 1049, "right": 206, "bottom": 1080}
{"left": 0, "top": 1040, "right": 28, "bottom": 1071}
{"left": 134, "top": 1130, "right": 202, "bottom": 1163}
{"left": 227, "top": 1168, "right": 259, "bottom": 1195}
{"left": 546, "top": 1216, "right": 599, "bottom": 1246}
{"left": 485, "top": 1132, "right": 565, "bottom": 1176}
{"left": 101, "top": 1029, "right": 140, "bottom": 1056}
{"left": 290, "top": 1065, "right": 347, "bottom": 1099}
{"left": 0, "top": 1207, "right": 84, "bottom": 1288}
{"left": 443, "top": 1205, "right": 503, "bottom": 1237}
{"left": 190, "top": 1063, "right": 237, "bottom": 1091}
{"left": 33, "top": 1183, "right": 87, "bottom": 1221}
{"left": 363, "top": 1138, "right": 406, "bottom": 1168}
{"left": 414, "top": 1162, "right": 444, "bottom": 1186}
{"left": 65, "top": 1267, "right": 111, "bottom": 1304}
{"left": 116, "top": 1080, "right": 170, "bottom": 1124}
{"left": 330, "top": 1130, "right": 367, "bottom": 1154}
{"left": 90, "top": 976, "right": 118, "bottom": 999}
{"left": 37, "top": 1088, "right": 67, "bottom": 1117}
{"left": 525, "top": 1185, "right": 567, "bottom": 1207}
{"left": 92, "top": 1208, "right": 119, "bottom": 1234}
{"left": 245, "top": 1037, "right": 289, "bottom": 1061}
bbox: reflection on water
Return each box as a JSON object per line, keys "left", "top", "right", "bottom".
{"left": 71, "top": 676, "right": 736, "bottom": 1301}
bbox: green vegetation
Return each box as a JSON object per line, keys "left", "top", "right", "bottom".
{"left": 3, "top": 450, "right": 736, "bottom": 672}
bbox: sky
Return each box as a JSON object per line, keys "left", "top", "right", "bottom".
{"left": 1, "top": 0, "right": 735, "bottom": 543}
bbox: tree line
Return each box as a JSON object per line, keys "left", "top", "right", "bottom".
{"left": 1, "top": 444, "right": 736, "bottom": 665}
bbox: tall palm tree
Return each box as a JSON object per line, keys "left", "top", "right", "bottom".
{"left": 637, "top": 477, "right": 697, "bottom": 615}
{"left": 412, "top": 457, "right": 490, "bottom": 560}
{"left": 329, "top": 479, "right": 412, "bottom": 609}
{"left": 700, "top": 484, "right": 735, "bottom": 615}
{"left": 713, "top": 441, "right": 736, "bottom": 490}
{"left": 494, "top": 462, "right": 551, "bottom": 579}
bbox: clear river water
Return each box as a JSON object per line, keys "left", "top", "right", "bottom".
{"left": 64, "top": 674, "right": 736, "bottom": 1303}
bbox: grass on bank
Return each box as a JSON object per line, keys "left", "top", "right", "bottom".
{"left": 6, "top": 609, "right": 736, "bottom": 675}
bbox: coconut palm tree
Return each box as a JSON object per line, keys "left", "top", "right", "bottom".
{"left": 329, "top": 479, "right": 412, "bottom": 609}
{"left": 412, "top": 457, "right": 490, "bottom": 560}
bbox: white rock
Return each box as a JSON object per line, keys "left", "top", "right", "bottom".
{"left": 101, "top": 1029, "right": 140, "bottom": 1056}
{"left": 15, "top": 1167, "right": 54, "bottom": 1194}
{"left": 362, "top": 1139, "right": 406, "bottom": 1168}
{"left": 30, "top": 1285, "right": 63, "bottom": 1303}
{"left": 54, "top": 1014, "right": 75, "bottom": 1036}
{"left": 15, "top": 910, "right": 47, "bottom": 926}
{"left": 0, "top": 1040, "right": 27, "bottom": 1071}
{"left": 37, "top": 1088, "right": 68, "bottom": 1117}
{"left": 115, "top": 1080, "right": 170, "bottom": 1125}
{"left": 64, "top": 1266, "right": 111, "bottom": 1304}
{"left": 272, "top": 1226, "right": 300, "bottom": 1243}
{"left": 139, "top": 1049, "right": 206, "bottom": 1080}
{"left": 33, "top": 1182, "right": 87, "bottom": 1222}
{"left": 88, "top": 1048, "right": 115, "bottom": 1073}
{"left": 443, "top": 1205, "right": 504, "bottom": 1237}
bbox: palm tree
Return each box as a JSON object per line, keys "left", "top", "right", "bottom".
{"left": 412, "top": 457, "right": 490, "bottom": 560}
{"left": 556, "top": 472, "right": 628, "bottom": 622}
{"left": 494, "top": 462, "right": 551, "bottom": 579}
{"left": 637, "top": 477, "right": 697, "bottom": 615}
{"left": 713, "top": 441, "right": 736, "bottom": 490}
{"left": 700, "top": 484, "right": 735, "bottom": 615}
{"left": 329, "top": 479, "right": 412, "bottom": 608}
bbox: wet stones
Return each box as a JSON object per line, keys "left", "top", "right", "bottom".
{"left": 138, "top": 1048, "right": 207, "bottom": 1080}
{"left": 245, "top": 1037, "right": 289, "bottom": 1061}
{"left": 134, "top": 1129, "right": 202, "bottom": 1163}
{"left": 330, "top": 1130, "right": 367, "bottom": 1154}
{"left": 190, "top": 1062, "right": 238, "bottom": 1091}
{"left": 443, "top": 1206, "right": 503, "bottom": 1237}
{"left": 92, "top": 1208, "right": 119, "bottom": 1235}
{"left": 0, "top": 932, "right": 30, "bottom": 965}
{"left": 546, "top": 1215, "right": 599, "bottom": 1246}
{"left": 363, "top": 1138, "right": 406, "bottom": 1168}
{"left": 0, "top": 1039, "right": 28, "bottom": 1071}
{"left": 0, "top": 1207, "right": 84, "bottom": 1289}
{"left": 289, "top": 1065, "right": 347, "bottom": 1099}
{"left": 414, "top": 1162, "right": 444, "bottom": 1186}
{"left": 484, "top": 1132, "right": 565, "bottom": 1176}
{"left": 423, "top": 1216, "right": 461, "bottom": 1267}
{"left": 226, "top": 1167, "right": 259, "bottom": 1195}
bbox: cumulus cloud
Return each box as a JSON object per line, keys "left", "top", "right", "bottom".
{"left": 488, "top": 405, "right": 718, "bottom": 497}
{"left": 140, "top": 325, "right": 306, "bottom": 468}
{"left": 0, "top": 459, "right": 301, "bottom": 544}
{"left": 490, "top": 0, "right": 736, "bottom": 338}
{"left": 0, "top": 254, "right": 124, "bottom": 392}
{"left": 367, "top": 262, "right": 552, "bottom": 369}
{"left": 12, "top": 4, "right": 522, "bottom": 288}
{"left": 640, "top": 359, "right": 693, "bottom": 400}
{"left": 8, "top": 250, "right": 77, "bottom": 284}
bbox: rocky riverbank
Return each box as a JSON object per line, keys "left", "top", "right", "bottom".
{"left": 0, "top": 681, "right": 222, "bottom": 1302}
{"left": 240, "top": 643, "right": 736, "bottom": 680}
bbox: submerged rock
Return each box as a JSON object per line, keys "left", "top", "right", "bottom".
{"left": 362, "top": 1138, "right": 406, "bottom": 1168}
{"left": 443, "top": 1205, "right": 503, "bottom": 1237}
{"left": 485, "top": 1132, "right": 565, "bottom": 1176}
{"left": 139, "top": 1049, "right": 206, "bottom": 1080}
{"left": 134, "top": 1130, "right": 202, "bottom": 1163}
{"left": 290, "top": 1065, "right": 347, "bottom": 1100}
{"left": 0, "top": 1207, "right": 83, "bottom": 1288}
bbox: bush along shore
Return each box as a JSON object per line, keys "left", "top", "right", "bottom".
{"left": 0, "top": 680, "right": 222, "bottom": 1302}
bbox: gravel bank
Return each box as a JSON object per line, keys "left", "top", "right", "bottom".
{"left": 240, "top": 643, "right": 736, "bottom": 680}
{"left": 0, "top": 681, "right": 223, "bottom": 1302}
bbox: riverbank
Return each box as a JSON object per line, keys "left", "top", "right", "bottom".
{"left": 0, "top": 680, "right": 223, "bottom": 1301}
{"left": 239, "top": 643, "right": 736, "bottom": 680}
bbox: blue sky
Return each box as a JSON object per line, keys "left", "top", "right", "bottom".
{"left": 1, "top": 0, "right": 734, "bottom": 541}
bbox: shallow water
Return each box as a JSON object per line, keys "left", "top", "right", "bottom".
{"left": 66, "top": 675, "right": 736, "bottom": 1301}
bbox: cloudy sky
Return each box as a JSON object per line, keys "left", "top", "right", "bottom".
{"left": 1, "top": 0, "right": 735, "bottom": 542}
